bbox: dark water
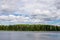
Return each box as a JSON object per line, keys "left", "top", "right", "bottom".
{"left": 0, "top": 31, "right": 60, "bottom": 40}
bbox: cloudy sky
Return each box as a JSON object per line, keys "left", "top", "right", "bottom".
{"left": 0, "top": 0, "right": 60, "bottom": 25}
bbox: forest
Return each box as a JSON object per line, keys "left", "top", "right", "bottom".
{"left": 0, "top": 24, "right": 60, "bottom": 31}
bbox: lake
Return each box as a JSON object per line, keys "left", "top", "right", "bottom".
{"left": 0, "top": 31, "right": 60, "bottom": 40}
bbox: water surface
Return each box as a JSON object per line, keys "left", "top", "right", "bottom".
{"left": 0, "top": 31, "right": 60, "bottom": 40}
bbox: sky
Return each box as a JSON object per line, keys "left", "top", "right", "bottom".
{"left": 0, "top": 0, "right": 60, "bottom": 25}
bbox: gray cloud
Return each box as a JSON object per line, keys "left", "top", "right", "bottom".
{"left": 55, "top": 0, "right": 60, "bottom": 9}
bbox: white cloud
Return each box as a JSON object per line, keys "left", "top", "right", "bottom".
{"left": 0, "top": 15, "right": 30, "bottom": 22}
{"left": 0, "top": 0, "right": 60, "bottom": 25}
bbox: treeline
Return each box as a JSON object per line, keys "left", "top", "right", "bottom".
{"left": 0, "top": 24, "right": 60, "bottom": 31}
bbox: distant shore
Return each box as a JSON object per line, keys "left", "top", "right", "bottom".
{"left": 0, "top": 24, "right": 60, "bottom": 31}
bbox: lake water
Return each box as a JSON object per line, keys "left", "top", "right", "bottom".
{"left": 0, "top": 31, "right": 60, "bottom": 40}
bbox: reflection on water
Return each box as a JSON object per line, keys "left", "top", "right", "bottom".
{"left": 0, "top": 31, "right": 60, "bottom": 40}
